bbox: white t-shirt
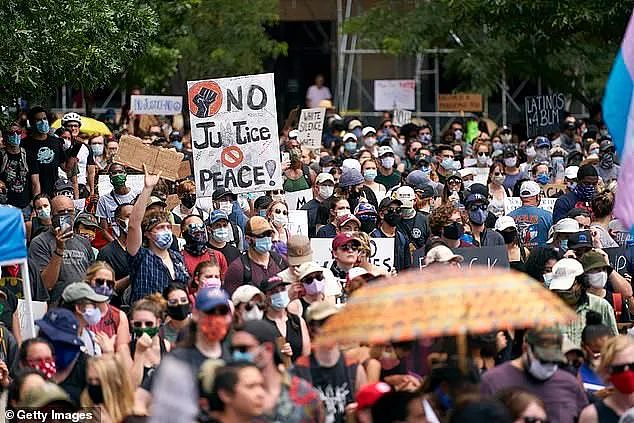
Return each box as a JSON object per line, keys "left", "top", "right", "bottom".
{"left": 76, "top": 144, "right": 90, "bottom": 185}
{"left": 96, "top": 188, "right": 139, "bottom": 223}
{"left": 306, "top": 85, "right": 332, "bottom": 108}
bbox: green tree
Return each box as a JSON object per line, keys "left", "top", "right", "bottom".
{"left": 0, "top": 0, "right": 158, "bottom": 107}
{"left": 345, "top": 0, "right": 630, "bottom": 105}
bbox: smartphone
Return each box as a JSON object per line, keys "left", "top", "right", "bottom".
{"left": 57, "top": 213, "right": 73, "bottom": 235}
{"left": 282, "top": 152, "right": 290, "bottom": 162}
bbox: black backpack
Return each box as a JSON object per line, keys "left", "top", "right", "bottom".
{"left": 239, "top": 250, "right": 285, "bottom": 285}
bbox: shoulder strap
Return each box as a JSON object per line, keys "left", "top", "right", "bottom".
{"left": 613, "top": 293, "right": 623, "bottom": 321}
{"left": 231, "top": 223, "right": 240, "bottom": 248}
{"left": 269, "top": 250, "right": 285, "bottom": 269}
{"left": 240, "top": 252, "right": 252, "bottom": 285}
{"left": 110, "top": 190, "right": 122, "bottom": 207}
{"left": 0, "top": 327, "right": 6, "bottom": 362}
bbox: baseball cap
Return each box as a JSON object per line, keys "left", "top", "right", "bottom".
{"left": 61, "top": 282, "right": 108, "bottom": 303}
{"left": 348, "top": 267, "right": 371, "bottom": 280}
{"left": 336, "top": 213, "right": 361, "bottom": 229}
{"left": 464, "top": 192, "right": 488, "bottom": 207}
{"left": 348, "top": 119, "right": 363, "bottom": 131}
{"left": 547, "top": 218, "right": 579, "bottom": 243}
{"left": 208, "top": 209, "right": 229, "bottom": 225}
{"left": 74, "top": 213, "right": 99, "bottom": 229}
{"left": 378, "top": 196, "right": 403, "bottom": 211}
{"left": 288, "top": 129, "right": 299, "bottom": 139}
{"left": 417, "top": 184, "right": 435, "bottom": 198}
{"left": 339, "top": 168, "right": 364, "bottom": 188}
{"left": 526, "top": 327, "right": 566, "bottom": 363}
{"left": 332, "top": 232, "right": 360, "bottom": 250}
{"left": 362, "top": 126, "right": 377, "bottom": 136}
{"left": 54, "top": 178, "right": 73, "bottom": 193}
{"left": 342, "top": 158, "right": 361, "bottom": 172}
{"left": 316, "top": 172, "right": 335, "bottom": 185}
{"left": 548, "top": 258, "right": 584, "bottom": 291}
{"left": 343, "top": 133, "right": 357, "bottom": 142}
{"left": 212, "top": 187, "right": 234, "bottom": 201}
{"left": 425, "top": 245, "right": 464, "bottom": 265}
{"left": 562, "top": 335, "right": 583, "bottom": 356}
{"left": 320, "top": 156, "right": 335, "bottom": 167}
{"left": 503, "top": 145, "right": 516, "bottom": 157}
{"left": 600, "top": 139, "right": 616, "bottom": 153}
{"left": 580, "top": 251, "right": 611, "bottom": 273}
{"left": 245, "top": 216, "right": 274, "bottom": 236}
{"left": 564, "top": 166, "right": 579, "bottom": 180}
{"left": 258, "top": 275, "right": 291, "bottom": 293}
{"left": 495, "top": 216, "right": 516, "bottom": 231}
{"left": 459, "top": 167, "right": 476, "bottom": 179}
{"left": 297, "top": 262, "right": 326, "bottom": 281}
{"left": 195, "top": 287, "right": 230, "bottom": 312}
{"left": 287, "top": 235, "right": 313, "bottom": 266}
{"left": 354, "top": 201, "right": 377, "bottom": 216}
{"left": 356, "top": 382, "right": 392, "bottom": 410}
{"left": 568, "top": 230, "right": 593, "bottom": 250}
{"left": 306, "top": 301, "right": 340, "bottom": 323}
{"left": 35, "top": 308, "right": 83, "bottom": 346}
{"left": 578, "top": 163, "right": 598, "bottom": 179}
{"left": 378, "top": 146, "right": 394, "bottom": 157}
{"left": 406, "top": 170, "right": 432, "bottom": 189}
{"left": 520, "top": 181, "right": 541, "bottom": 198}
{"left": 534, "top": 136, "right": 551, "bottom": 149}
{"left": 231, "top": 285, "right": 264, "bottom": 305}
{"left": 395, "top": 186, "right": 416, "bottom": 209}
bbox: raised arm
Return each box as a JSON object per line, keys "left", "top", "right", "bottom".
{"left": 126, "top": 165, "right": 161, "bottom": 257}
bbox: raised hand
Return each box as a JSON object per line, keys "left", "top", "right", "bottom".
{"left": 193, "top": 87, "right": 218, "bottom": 118}
{"left": 143, "top": 163, "right": 162, "bottom": 189}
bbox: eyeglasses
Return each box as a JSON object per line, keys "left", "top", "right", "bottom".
{"left": 338, "top": 243, "right": 360, "bottom": 252}
{"left": 187, "top": 223, "right": 205, "bottom": 232}
{"left": 132, "top": 321, "right": 156, "bottom": 328}
{"left": 523, "top": 418, "right": 549, "bottom": 423}
{"left": 94, "top": 278, "right": 114, "bottom": 287}
{"left": 386, "top": 207, "right": 401, "bottom": 213}
{"left": 469, "top": 204, "right": 487, "bottom": 212}
{"left": 273, "top": 209, "right": 288, "bottom": 216}
{"left": 610, "top": 362, "right": 634, "bottom": 374}
{"left": 244, "top": 302, "right": 265, "bottom": 311}
{"left": 167, "top": 297, "right": 189, "bottom": 306}
{"left": 66, "top": 124, "right": 80, "bottom": 129}
{"left": 205, "top": 304, "right": 230, "bottom": 316}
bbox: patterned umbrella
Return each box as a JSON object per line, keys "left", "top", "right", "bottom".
{"left": 317, "top": 266, "right": 577, "bottom": 346}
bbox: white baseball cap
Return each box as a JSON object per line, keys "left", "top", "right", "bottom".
{"left": 565, "top": 166, "right": 579, "bottom": 180}
{"left": 425, "top": 245, "right": 464, "bottom": 266}
{"left": 547, "top": 218, "right": 580, "bottom": 243}
{"left": 495, "top": 216, "right": 516, "bottom": 231}
{"left": 343, "top": 133, "right": 357, "bottom": 142}
{"left": 342, "top": 158, "right": 361, "bottom": 173}
{"left": 378, "top": 146, "right": 394, "bottom": 157}
{"left": 231, "top": 285, "right": 264, "bottom": 305}
{"left": 288, "top": 129, "right": 299, "bottom": 139}
{"left": 548, "top": 258, "right": 584, "bottom": 291}
{"left": 396, "top": 186, "right": 416, "bottom": 209}
{"left": 520, "top": 181, "right": 541, "bottom": 198}
{"left": 362, "top": 126, "right": 377, "bottom": 136}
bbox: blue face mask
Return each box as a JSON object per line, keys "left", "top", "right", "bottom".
{"left": 560, "top": 239, "right": 568, "bottom": 252}
{"left": 574, "top": 184, "right": 596, "bottom": 202}
{"left": 270, "top": 291, "right": 290, "bottom": 310}
{"left": 441, "top": 158, "right": 456, "bottom": 170}
{"left": 153, "top": 230, "right": 173, "bottom": 250}
{"left": 232, "top": 350, "right": 254, "bottom": 363}
{"left": 344, "top": 141, "right": 357, "bottom": 152}
{"left": 363, "top": 169, "right": 377, "bottom": 181}
{"left": 536, "top": 173, "right": 550, "bottom": 185}
{"left": 7, "top": 133, "right": 20, "bottom": 146}
{"left": 172, "top": 141, "right": 183, "bottom": 151}
{"left": 468, "top": 208, "right": 487, "bottom": 225}
{"left": 36, "top": 119, "right": 50, "bottom": 134}
{"left": 253, "top": 236, "right": 272, "bottom": 254}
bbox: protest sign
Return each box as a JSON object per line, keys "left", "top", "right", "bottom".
{"left": 130, "top": 95, "right": 183, "bottom": 115}
{"left": 178, "top": 160, "right": 192, "bottom": 179}
{"left": 98, "top": 174, "right": 144, "bottom": 195}
{"left": 504, "top": 197, "right": 556, "bottom": 214}
{"left": 18, "top": 299, "right": 47, "bottom": 340}
{"left": 297, "top": 108, "right": 325, "bottom": 149}
{"left": 392, "top": 109, "right": 412, "bottom": 127}
{"left": 605, "top": 246, "right": 630, "bottom": 277}
{"left": 374, "top": 80, "right": 415, "bottom": 111}
{"left": 311, "top": 238, "right": 395, "bottom": 272}
{"left": 438, "top": 93, "right": 483, "bottom": 112}
{"left": 114, "top": 135, "right": 184, "bottom": 181}
{"left": 187, "top": 73, "right": 282, "bottom": 196}
{"left": 165, "top": 194, "right": 181, "bottom": 211}
{"left": 287, "top": 210, "right": 308, "bottom": 237}
{"left": 525, "top": 93, "right": 566, "bottom": 137}
{"left": 543, "top": 183, "right": 566, "bottom": 198}
{"left": 286, "top": 188, "right": 313, "bottom": 210}
{"left": 413, "top": 246, "right": 509, "bottom": 270}
{"left": 473, "top": 168, "right": 489, "bottom": 185}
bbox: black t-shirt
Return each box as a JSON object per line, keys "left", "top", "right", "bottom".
{"left": 23, "top": 135, "right": 65, "bottom": 197}
{"left": 59, "top": 352, "right": 88, "bottom": 406}
{"left": 400, "top": 212, "right": 430, "bottom": 250}
{"left": 302, "top": 199, "right": 323, "bottom": 238}
{"left": 209, "top": 243, "right": 240, "bottom": 265}
{"left": 307, "top": 354, "right": 356, "bottom": 423}
{"left": 97, "top": 240, "right": 130, "bottom": 280}
{"left": 1, "top": 150, "right": 30, "bottom": 208}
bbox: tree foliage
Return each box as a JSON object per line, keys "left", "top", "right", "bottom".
{"left": 0, "top": 0, "right": 158, "bottom": 105}
{"left": 345, "top": 0, "right": 631, "bottom": 105}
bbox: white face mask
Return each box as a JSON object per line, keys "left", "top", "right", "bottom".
{"left": 492, "top": 175, "right": 505, "bottom": 185}
{"left": 504, "top": 157, "right": 517, "bottom": 168}
{"left": 218, "top": 201, "right": 233, "bottom": 215}
{"left": 526, "top": 347, "right": 558, "bottom": 381}
{"left": 336, "top": 208, "right": 350, "bottom": 217}
{"left": 243, "top": 307, "right": 263, "bottom": 321}
{"left": 525, "top": 146, "right": 536, "bottom": 159}
{"left": 381, "top": 157, "right": 395, "bottom": 168}
{"left": 319, "top": 185, "right": 334, "bottom": 199}
{"left": 587, "top": 271, "right": 608, "bottom": 288}
{"left": 272, "top": 214, "right": 288, "bottom": 227}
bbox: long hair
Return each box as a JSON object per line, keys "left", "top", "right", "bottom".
{"left": 598, "top": 335, "right": 634, "bottom": 377}
{"left": 80, "top": 355, "right": 135, "bottom": 422}
{"left": 84, "top": 261, "right": 115, "bottom": 284}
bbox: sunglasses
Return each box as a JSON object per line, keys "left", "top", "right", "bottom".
{"left": 383, "top": 125, "right": 392, "bottom": 129}
{"left": 493, "top": 172, "right": 504, "bottom": 176}
{"left": 477, "top": 152, "right": 489, "bottom": 157}
{"left": 187, "top": 223, "right": 205, "bottom": 232}
{"left": 610, "top": 362, "right": 634, "bottom": 374}
{"left": 94, "top": 278, "right": 114, "bottom": 287}
{"left": 273, "top": 209, "right": 288, "bottom": 216}
{"left": 167, "top": 297, "right": 189, "bottom": 306}
{"left": 302, "top": 273, "right": 324, "bottom": 283}
{"left": 205, "top": 304, "right": 230, "bottom": 316}
{"left": 230, "top": 345, "right": 255, "bottom": 354}
{"left": 338, "top": 243, "right": 360, "bottom": 252}
{"left": 253, "top": 231, "right": 274, "bottom": 239}
{"left": 244, "top": 302, "right": 265, "bottom": 311}
{"left": 447, "top": 179, "right": 461, "bottom": 186}
{"left": 386, "top": 207, "right": 401, "bottom": 213}
{"left": 132, "top": 321, "right": 156, "bottom": 328}
{"left": 469, "top": 204, "right": 487, "bottom": 211}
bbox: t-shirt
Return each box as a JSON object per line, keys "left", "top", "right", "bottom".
{"left": 209, "top": 243, "right": 240, "bottom": 265}
{"left": 76, "top": 143, "right": 95, "bottom": 186}
{"left": 480, "top": 362, "right": 588, "bottom": 423}
{"left": 182, "top": 249, "right": 228, "bottom": 280}
{"left": 224, "top": 253, "right": 288, "bottom": 295}
{"left": 23, "top": 135, "right": 65, "bottom": 197}
{"left": 96, "top": 189, "right": 139, "bottom": 224}
{"left": 28, "top": 231, "right": 93, "bottom": 303}
{"left": 374, "top": 170, "right": 401, "bottom": 191}
{"left": 0, "top": 263, "right": 49, "bottom": 302}
{"left": 553, "top": 191, "right": 585, "bottom": 223}
{"left": 1, "top": 150, "right": 30, "bottom": 208}
{"left": 301, "top": 199, "right": 323, "bottom": 239}
{"left": 306, "top": 85, "right": 332, "bottom": 108}
{"left": 503, "top": 171, "right": 528, "bottom": 192}
{"left": 96, "top": 240, "right": 129, "bottom": 280}
{"left": 508, "top": 205, "right": 553, "bottom": 247}
{"left": 400, "top": 212, "right": 430, "bottom": 250}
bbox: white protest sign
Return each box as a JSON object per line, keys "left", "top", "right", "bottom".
{"left": 473, "top": 168, "right": 489, "bottom": 185}
{"left": 98, "top": 174, "right": 144, "bottom": 195}
{"left": 374, "top": 80, "right": 415, "bottom": 111}
{"left": 392, "top": 109, "right": 412, "bottom": 127}
{"left": 297, "top": 108, "right": 325, "bottom": 149}
{"left": 188, "top": 73, "right": 282, "bottom": 196}
{"left": 287, "top": 210, "right": 308, "bottom": 237}
{"left": 130, "top": 95, "right": 183, "bottom": 115}
{"left": 504, "top": 197, "right": 556, "bottom": 214}
{"left": 18, "top": 299, "right": 47, "bottom": 339}
{"left": 286, "top": 188, "right": 313, "bottom": 210}
{"left": 310, "top": 238, "right": 395, "bottom": 272}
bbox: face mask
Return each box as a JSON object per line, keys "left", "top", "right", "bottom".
{"left": 167, "top": 303, "right": 191, "bottom": 321}
{"left": 218, "top": 201, "right": 233, "bottom": 215}
{"left": 364, "top": 137, "right": 377, "bottom": 146}
{"left": 82, "top": 307, "right": 102, "bottom": 326}
{"left": 7, "top": 133, "right": 20, "bottom": 146}
{"left": 199, "top": 314, "right": 229, "bottom": 342}
{"left": 110, "top": 174, "right": 127, "bottom": 189}
{"left": 501, "top": 229, "right": 517, "bottom": 245}
{"left": 37, "top": 206, "right": 51, "bottom": 220}
{"left": 244, "top": 307, "right": 264, "bottom": 321}
{"left": 558, "top": 289, "right": 581, "bottom": 307}
{"left": 28, "top": 358, "right": 56, "bottom": 379}
{"left": 153, "top": 230, "right": 173, "bottom": 250}
{"left": 574, "top": 184, "right": 596, "bottom": 202}
{"left": 133, "top": 326, "right": 159, "bottom": 338}
{"left": 336, "top": 209, "right": 350, "bottom": 217}
{"left": 200, "top": 277, "right": 222, "bottom": 289}
{"left": 52, "top": 341, "right": 80, "bottom": 370}
{"left": 589, "top": 148, "right": 600, "bottom": 156}
{"left": 587, "top": 271, "right": 608, "bottom": 288}
{"left": 319, "top": 185, "right": 334, "bottom": 199}
{"left": 500, "top": 134, "right": 512, "bottom": 143}
{"left": 344, "top": 141, "right": 357, "bottom": 152}
{"left": 212, "top": 227, "right": 230, "bottom": 242}
{"left": 36, "top": 119, "right": 50, "bottom": 134}
{"left": 536, "top": 173, "right": 550, "bottom": 185}
{"left": 88, "top": 384, "right": 105, "bottom": 405}
{"left": 601, "top": 153, "right": 614, "bottom": 169}
{"left": 363, "top": 169, "right": 377, "bottom": 181}
{"left": 468, "top": 208, "right": 487, "bottom": 226}
{"left": 381, "top": 157, "right": 395, "bottom": 168}
{"left": 440, "top": 158, "right": 455, "bottom": 170}
{"left": 559, "top": 239, "right": 568, "bottom": 252}
{"left": 91, "top": 144, "right": 104, "bottom": 156}
{"left": 419, "top": 134, "right": 432, "bottom": 144}
{"left": 270, "top": 291, "right": 290, "bottom": 310}
{"left": 525, "top": 146, "right": 536, "bottom": 159}
{"left": 273, "top": 214, "right": 288, "bottom": 227}
{"left": 304, "top": 278, "right": 326, "bottom": 295}
{"left": 610, "top": 370, "right": 634, "bottom": 394}
{"left": 443, "top": 221, "right": 463, "bottom": 240}
{"left": 525, "top": 347, "right": 558, "bottom": 381}
{"left": 63, "top": 139, "right": 72, "bottom": 150}
{"left": 476, "top": 155, "right": 490, "bottom": 165}
{"left": 360, "top": 218, "right": 377, "bottom": 234}
{"left": 253, "top": 236, "right": 273, "bottom": 253}
{"left": 94, "top": 284, "right": 113, "bottom": 298}
{"left": 232, "top": 350, "right": 254, "bottom": 363}
{"left": 172, "top": 141, "right": 183, "bottom": 151}
{"left": 504, "top": 157, "right": 517, "bottom": 167}
{"left": 182, "top": 194, "right": 196, "bottom": 209}
{"left": 322, "top": 166, "right": 332, "bottom": 174}
{"left": 492, "top": 142, "right": 503, "bottom": 151}
{"left": 384, "top": 211, "right": 402, "bottom": 227}
{"left": 492, "top": 175, "right": 505, "bottom": 185}
{"left": 117, "top": 218, "right": 129, "bottom": 235}
{"left": 454, "top": 129, "right": 463, "bottom": 140}
{"left": 420, "top": 166, "right": 431, "bottom": 175}
{"left": 566, "top": 181, "right": 577, "bottom": 192}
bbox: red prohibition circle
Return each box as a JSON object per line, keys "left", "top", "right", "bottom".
{"left": 221, "top": 146, "right": 244, "bottom": 168}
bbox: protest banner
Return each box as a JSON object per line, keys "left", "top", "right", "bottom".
{"left": 504, "top": 197, "right": 556, "bottom": 214}
{"left": 286, "top": 188, "right": 313, "bottom": 210}
{"left": 98, "top": 174, "right": 144, "bottom": 195}
{"left": 374, "top": 80, "right": 415, "bottom": 111}
{"left": 392, "top": 109, "right": 412, "bottom": 127}
{"left": 438, "top": 93, "right": 483, "bottom": 112}
{"left": 543, "top": 183, "right": 567, "bottom": 198}
{"left": 605, "top": 246, "right": 630, "bottom": 277}
{"left": 413, "top": 246, "right": 509, "bottom": 270}
{"left": 114, "top": 135, "right": 184, "bottom": 181}
{"left": 130, "top": 95, "right": 183, "bottom": 115}
{"left": 311, "top": 238, "right": 395, "bottom": 272}
{"left": 187, "top": 73, "right": 282, "bottom": 196}
{"left": 297, "top": 108, "right": 325, "bottom": 149}
{"left": 525, "top": 93, "right": 566, "bottom": 137}
{"left": 287, "top": 210, "right": 308, "bottom": 237}
{"left": 18, "top": 299, "right": 47, "bottom": 339}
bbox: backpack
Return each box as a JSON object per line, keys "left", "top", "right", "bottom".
{"left": 239, "top": 250, "right": 285, "bottom": 285}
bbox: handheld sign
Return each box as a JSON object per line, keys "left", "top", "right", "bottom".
{"left": 543, "top": 183, "right": 566, "bottom": 198}
{"left": 297, "top": 108, "right": 325, "bottom": 149}
{"left": 605, "top": 246, "right": 630, "bottom": 277}
{"left": 130, "top": 95, "right": 183, "bottom": 115}
{"left": 187, "top": 73, "right": 282, "bottom": 196}
{"left": 504, "top": 197, "right": 556, "bottom": 214}
{"left": 413, "top": 246, "right": 509, "bottom": 270}
{"left": 311, "top": 238, "right": 395, "bottom": 272}
{"left": 392, "top": 109, "right": 412, "bottom": 127}
{"left": 286, "top": 188, "right": 313, "bottom": 210}
{"left": 438, "top": 93, "right": 483, "bottom": 112}
{"left": 114, "top": 135, "right": 184, "bottom": 181}
{"left": 287, "top": 210, "right": 309, "bottom": 237}
{"left": 525, "top": 93, "right": 566, "bottom": 137}
{"left": 374, "top": 80, "right": 415, "bottom": 111}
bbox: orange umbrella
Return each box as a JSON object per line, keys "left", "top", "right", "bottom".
{"left": 317, "top": 267, "right": 576, "bottom": 346}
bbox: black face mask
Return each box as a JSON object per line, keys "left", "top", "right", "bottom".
{"left": 501, "top": 229, "right": 517, "bottom": 245}
{"left": 383, "top": 211, "right": 402, "bottom": 227}
{"left": 182, "top": 193, "right": 196, "bottom": 209}
{"left": 183, "top": 229, "right": 208, "bottom": 256}
{"left": 167, "top": 303, "right": 191, "bottom": 321}
{"left": 442, "top": 221, "right": 463, "bottom": 240}
{"left": 360, "top": 217, "right": 378, "bottom": 234}
{"left": 87, "top": 383, "right": 104, "bottom": 404}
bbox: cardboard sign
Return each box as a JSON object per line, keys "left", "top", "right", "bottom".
{"left": 297, "top": 108, "right": 325, "bottom": 149}
{"left": 18, "top": 299, "right": 47, "bottom": 340}
{"left": 98, "top": 174, "right": 144, "bottom": 195}
{"left": 605, "top": 246, "right": 631, "bottom": 277}
{"left": 438, "top": 93, "right": 483, "bottom": 112}
{"left": 286, "top": 188, "right": 313, "bottom": 210}
{"left": 392, "top": 109, "right": 412, "bottom": 127}
{"left": 114, "top": 135, "right": 184, "bottom": 181}
{"left": 311, "top": 238, "right": 395, "bottom": 272}
{"left": 413, "top": 246, "right": 509, "bottom": 270}
{"left": 525, "top": 93, "right": 566, "bottom": 137}
{"left": 178, "top": 160, "right": 192, "bottom": 179}
{"left": 374, "top": 80, "right": 415, "bottom": 111}
{"left": 287, "top": 210, "right": 308, "bottom": 237}
{"left": 165, "top": 194, "right": 181, "bottom": 211}
{"left": 130, "top": 95, "right": 183, "bottom": 115}
{"left": 504, "top": 197, "right": 556, "bottom": 214}
{"left": 187, "top": 73, "right": 282, "bottom": 196}
{"left": 543, "top": 183, "right": 566, "bottom": 198}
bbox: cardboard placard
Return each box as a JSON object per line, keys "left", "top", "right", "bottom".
{"left": 374, "top": 80, "right": 415, "bottom": 111}
{"left": 311, "top": 238, "right": 395, "bottom": 272}
{"left": 114, "top": 135, "right": 184, "bottom": 181}
{"left": 130, "top": 95, "right": 183, "bottom": 115}
{"left": 413, "top": 246, "right": 509, "bottom": 270}
{"left": 392, "top": 109, "right": 412, "bottom": 127}
{"left": 525, "top": 93, "right": 566, "bottom": 137}
{"left": 166, "top": 194, "right": 181, "bottom": 211}
{"left": 287, "top": 210, "right": 308, "bottom": 237}
{"left": 504, "top": 197, "right": 556, "bottom": 214}
{"left": 438, "top": 93, "right": 483, "bottom": 112}
{"left": 286, "top": 188, "right": 313, "bottom": 210}
{"left": 187, "top": 73, "right": 282, "bottom": 196}
{"left": 297, "top": 107, "right": 325, "bottom": 149}
{"left": 178, "top": 160, "right": 192, "bottom": 179}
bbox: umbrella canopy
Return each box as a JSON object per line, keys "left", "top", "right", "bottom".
{"left": 317, "top": 267, "right": 576, "bottom": 346}
{"left": 52, "top": 117, "right": 112, "bottom": 136}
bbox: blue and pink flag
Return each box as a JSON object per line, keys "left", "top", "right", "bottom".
{"left": 604, "top": 11, "right": 634, "bottom": 229}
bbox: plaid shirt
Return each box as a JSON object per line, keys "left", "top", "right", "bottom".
{"left": 129, "top": 247, "right": 189, "bottom": 303}
{"left": 561, "top": 293, "right": 619, "bottom": 345}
